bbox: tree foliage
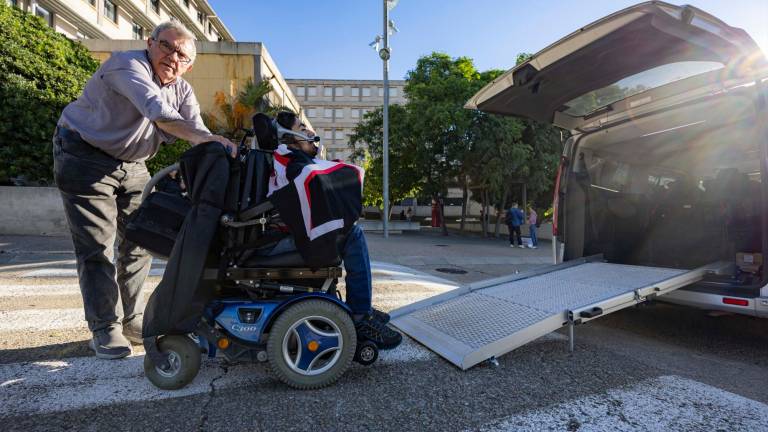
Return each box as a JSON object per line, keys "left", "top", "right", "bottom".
{"left": 349, "top": 104, "right": 421, "bottom": 213}
{"left": 0, "top": 3, "right": 99, "bottom": 185}
{"left": 349, "top": 51, "right": 563, "bottom": 233}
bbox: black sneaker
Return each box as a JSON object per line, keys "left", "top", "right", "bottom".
{"left": 355, "top": 315, "right": 402, "bottom": 350}
{"left": 372, "top": 308, "right": 390, "bottom": 324}
{"left": 89, "top": 325, "right": 131, "bottom": 359}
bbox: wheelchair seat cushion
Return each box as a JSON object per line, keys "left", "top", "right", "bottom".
{"left": 241, "top": 251, "right": 341, "bottom": 268}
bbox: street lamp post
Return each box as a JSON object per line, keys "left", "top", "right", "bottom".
{"left": 380, "top": 0, "right": 391, "bottom": 238}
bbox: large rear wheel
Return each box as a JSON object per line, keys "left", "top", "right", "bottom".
{"left": 266, "top": 299, "right": 356, "bottom": 389}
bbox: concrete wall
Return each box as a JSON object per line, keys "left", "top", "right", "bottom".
{"left": 81, "top": 40, "right": 310, "bottom": 130}
{"left": 0, "top": 187, "right": 68, "bottom": 236}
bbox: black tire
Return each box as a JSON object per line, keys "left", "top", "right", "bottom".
{"left": 354, "top": 340, "right": 379, "bottom": 366}
{"left": 143, "top": 335, "right": 201, "bottom": 390}
{"left": 266, "top": 299, "right": 356, "bottom": 389}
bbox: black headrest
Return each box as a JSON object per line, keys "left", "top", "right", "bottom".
{"left": 251, "top": 113, "right": 278, "bottom": 150}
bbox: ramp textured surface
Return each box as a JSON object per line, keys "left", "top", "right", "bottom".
{"left": 392, "top": 262, "right": 691, "bottom": 369}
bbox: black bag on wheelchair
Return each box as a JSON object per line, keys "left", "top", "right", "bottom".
{"left": 125, "top": 190, "right": 191, "bottom": 258}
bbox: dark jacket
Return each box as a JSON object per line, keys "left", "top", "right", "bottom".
{"left": 143, "top": 142, "right": 239, "bottom": 340}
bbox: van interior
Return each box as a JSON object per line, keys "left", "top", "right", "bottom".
{"left": 563, "top": 88, "right": 765, "bottom": 292}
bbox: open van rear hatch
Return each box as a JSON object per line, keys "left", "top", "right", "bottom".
{"left": 465, "top": 1, "right": 765, "bottom": 130}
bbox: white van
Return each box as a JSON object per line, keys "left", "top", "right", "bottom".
{"left": 467, "top": 1, "right": 768, "bottom": 317}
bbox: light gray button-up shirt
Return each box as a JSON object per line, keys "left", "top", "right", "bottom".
{"left": 58, "top": 50, "right": 209, "bottom": 162}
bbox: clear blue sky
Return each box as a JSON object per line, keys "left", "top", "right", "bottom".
{"left": 208, "top": 0, "right": 768, "bottom": 80}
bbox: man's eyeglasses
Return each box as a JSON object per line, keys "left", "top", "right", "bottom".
{"left": 153, "top": 38, "right": 192, "bottom": 65}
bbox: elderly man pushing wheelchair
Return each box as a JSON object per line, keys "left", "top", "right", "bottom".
{"left": 53, "top": 21, "right": 237, "bottom": 359}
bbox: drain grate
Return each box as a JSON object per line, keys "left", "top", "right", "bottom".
{"left": 435, "top": 268, "right": 468, "bottom": 274}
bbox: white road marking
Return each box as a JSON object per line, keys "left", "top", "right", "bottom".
{"left": 0, "top": 309, "right": 86, "bottom": 331}
{"left": 476, "top": 375, "right": 768, "bottom": 432}
{"left": 0, "top": 354, "right": 269, "bottom": 417}
{"left": 0, "top": 283, "right": 159, "bottom": 297}
{"left": 21, "top": 267, "right": 166, "bottom": 278}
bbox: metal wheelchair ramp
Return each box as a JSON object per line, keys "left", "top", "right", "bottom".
{"left": 390, "top": 258, "right": 722, "bottom": 370}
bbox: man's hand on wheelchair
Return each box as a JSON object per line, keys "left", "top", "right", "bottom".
{"left": 209, "top": 134, "right": 238, "bottom": 158}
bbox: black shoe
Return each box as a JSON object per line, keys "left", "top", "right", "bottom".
{"left": 371, "top": 308, "right": 390, "bottom": 324}
{"left": 355, "top": 315, "right": 402, "bottom": 350}
{"left": 89, "top": 325, "right": 131, "bottom": 359}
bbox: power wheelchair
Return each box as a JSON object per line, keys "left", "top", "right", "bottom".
{"left": 127, "top": 117, "right": 379, "bottom": 391}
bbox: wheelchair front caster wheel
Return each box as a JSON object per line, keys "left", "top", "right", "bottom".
{"left": 144, "top": 335, "right": 201, "bottom": 390}
{"left": 354, "top": 340, "right": 379, "bottom": 366}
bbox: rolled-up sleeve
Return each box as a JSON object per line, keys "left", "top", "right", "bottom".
{"left": 100, "top": 60, "right": 184, "bottom": 123}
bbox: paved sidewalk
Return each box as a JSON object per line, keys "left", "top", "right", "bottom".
{"left": 0, "top": 231, "right": 553, "bottom": 282}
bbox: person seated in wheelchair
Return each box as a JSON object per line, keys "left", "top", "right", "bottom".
{"left": 264, "top": 111, "right": 402, "bottom": 350}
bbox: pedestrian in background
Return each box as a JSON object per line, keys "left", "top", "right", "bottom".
{"left": 528, "top": 207, "right": 538, "bottom": 249}
{"left": 506, "top": 203, "right": 525, "bottom": 248}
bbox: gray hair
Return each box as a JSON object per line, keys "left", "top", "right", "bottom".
{"left": 151, "top": 21, "right": 197, "bottom": 61}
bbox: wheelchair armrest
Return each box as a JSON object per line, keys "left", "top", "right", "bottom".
{"left": 240, "top": 201, "right": 274, "bottom": 221}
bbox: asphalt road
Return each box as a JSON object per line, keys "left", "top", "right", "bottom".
{"left": 0, "top": 232, "right": 767, "bottom": 431}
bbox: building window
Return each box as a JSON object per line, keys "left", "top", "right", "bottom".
{"left": 132, "top": 22, "right": 144, "bottom": 40}
{"left": 8, "top": 0, "right": 18, "bottom": 7}
{"left": 378, "top": 87, "right": 384, "bottom": 97}
{"left": 150, "top": 0, "right": 160, "bottom": 14}
{"left": 335, "top": 109, "right": 344, "bottom": 119}
{"left": 208, "top": 22, "right": 213, "bottom": 35}
{"left": 334, "top": 87, "right": 344, "bottom": 97}
{"left": 183, "top": 0, "right": 190, "bottom": 8}
{"left": 324, "top": 109, "right": 333, "bottom": 118}
{"left": 390, "top": 88, "right": 398, "bottom": 97}
{"left": 34, "top": 4, "right": 53, "bottom": 26}
{"left": 307, "top": 108, "right": 317, "bottom": 118}
{"left": 307, "top": 86, "right": 317, "bottom": 97}
{"left": 351, "top": 87, "right": 360, "bottom": 97}
{"left": 85, "top": 0, "right": 95, "bottom": 7}
{"left": 295, "top": 86, "right": 305, "bottom": 96}
{"left": 104, "top": 0, "right": 117, "bottom": 23}
{"left": 323, "top": 87, "right": 332, "bottom": 97}
{"left": 362, "top": 87, "right": 371, "bottom": 97}
{"left": 351, "top": 109, "right": 360, "bottom": 119}
{"left": 334, "top": 129, "right": 344, "bottom": 140}
{"left": 197, "top": 11, "right": 205, "bottom": 24}
{"left": 323, "top": 129, "right": 332, "bottom": 140}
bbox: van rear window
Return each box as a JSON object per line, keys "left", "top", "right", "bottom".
{"left": 562, "top": 61, "right": 724, "bottom": 117}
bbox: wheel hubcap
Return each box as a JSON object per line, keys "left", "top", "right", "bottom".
{"left": 282, "top": 316, "right": 342, "bottom": 376}
{"left": 359, "top": 346, "right": 375, "bottom": 362}
{"left": 156, "top": 350, "right": 181, "bottom": 378}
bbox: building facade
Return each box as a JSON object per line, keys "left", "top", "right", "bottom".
{"left": 286, "top": 79, "right": 407, "bottom": 161}
{"left": 83, "top": 40, "right": 311, "bottom": 131}
{"left": 5, "top": 0, "right": 234, "bottom": 42}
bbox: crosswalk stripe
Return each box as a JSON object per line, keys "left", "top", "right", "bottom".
{"left": 0, "top": 335, "right": 434, "bottom": 417}
{"left": 0, "top": 283, "right": 159, "bottom": 297}
{"left": 0, "top": 309, "right": 86, "bottom": 331}
{"left": 475, "top": 375, "right": 768, "bottom": 432}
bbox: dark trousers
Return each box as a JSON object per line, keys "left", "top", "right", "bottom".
{"left": 508, "top": 224, "right": 522, "bottom": 246}
{"left": 53, "top": 129, "right": 152, "bottom": 332}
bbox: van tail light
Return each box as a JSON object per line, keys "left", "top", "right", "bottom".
{"left": 722, "top": 297, "right": 749, "bottom": 307}
{"left": 552, "top": 156, "right": 567, "bottom": 237}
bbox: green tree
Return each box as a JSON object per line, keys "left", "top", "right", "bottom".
{"left": 349, "top": 105, "right": 421, "bottom": 217}
{"left": 0, "top": 3, "right": 99, "bottom": 185}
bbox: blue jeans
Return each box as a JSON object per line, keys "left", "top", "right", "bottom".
{"left": 268, "top": 225, "right": 372, "bottom": 315}
{"left": 529, "top": 224, "right": 538, "bottom": 247}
